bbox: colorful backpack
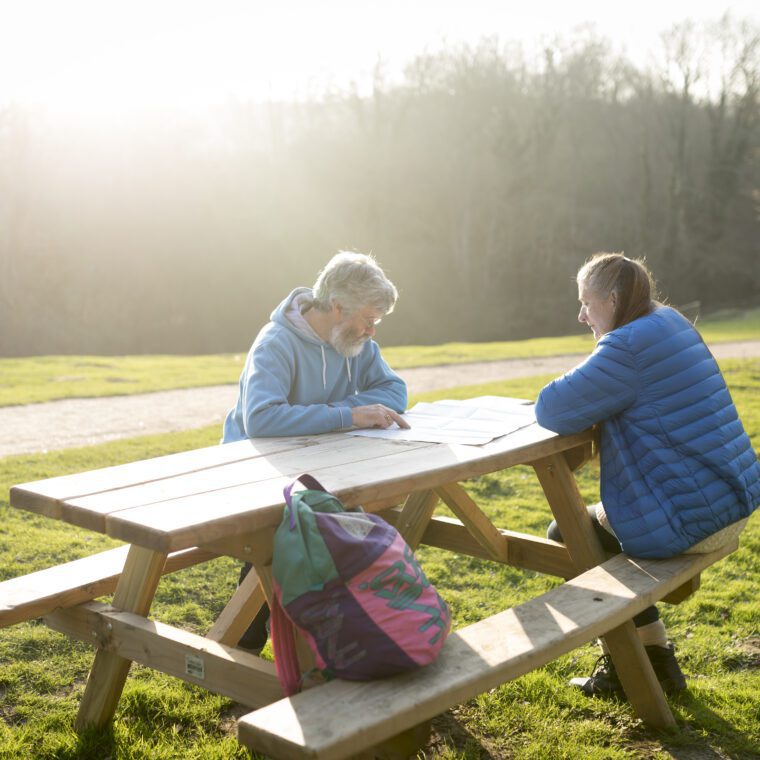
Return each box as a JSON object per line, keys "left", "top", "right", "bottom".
{"left": 270, "top": 474, "right": 451, "bottom": 695}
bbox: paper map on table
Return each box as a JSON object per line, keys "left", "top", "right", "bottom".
{"left": 347, "top": 396, "right": 536, "bottom": 446}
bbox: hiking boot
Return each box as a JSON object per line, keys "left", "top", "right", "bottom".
{"left": 570, "top": 644, "right": 687, "bottom": 697}
{"left": 237, "top": 606, "right": 271, "bottom": 654}
{"left": 646, "top": 643, "right": 687, "bottom": 693}
{"left": 570, "top": 653, "right": 623, "bottom": 696}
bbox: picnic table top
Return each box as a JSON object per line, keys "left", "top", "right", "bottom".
{"left": 10, "top": 404, "right": 593, "bottom": 554}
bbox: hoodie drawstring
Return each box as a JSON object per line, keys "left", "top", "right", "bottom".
{"left": 319, "top": 346, "right": 355, "bottom": 392}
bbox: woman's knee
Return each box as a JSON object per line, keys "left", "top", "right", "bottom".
{"left": 547, "top": 504, "right": 607, "bottom": 545}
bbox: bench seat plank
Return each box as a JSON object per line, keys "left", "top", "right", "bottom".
{"left": 0, "top": 545, "right": 216, "bottom": 628}
{"left": 237, "top": 544, "right": 735, "bottom": 760}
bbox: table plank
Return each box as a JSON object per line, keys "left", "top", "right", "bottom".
{"left": 10, "top": 435, "right": 342, "bottom": 519}
{"left": 102, "top": 427, "right": 593, "bottom": 552}
{"left": 62, "top": 437, "right": 432, "bottom": 531}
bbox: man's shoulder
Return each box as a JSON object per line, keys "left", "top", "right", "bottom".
{"left": 253, "top": 320, "right": 299, "bottom": 350}
{"left": 358, "top": 338, "right": 384, "bottom": 362}
{"left": 250, "top": 320, "right": 319, "bottom": 369}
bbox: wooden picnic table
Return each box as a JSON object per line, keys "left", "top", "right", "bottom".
{"left": 6, "top": 397, "right": 719, "bottom": 758}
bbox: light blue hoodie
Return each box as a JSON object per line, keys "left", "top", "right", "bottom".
{"left": 222, "top": 288, "right": 407, "bottom": 440}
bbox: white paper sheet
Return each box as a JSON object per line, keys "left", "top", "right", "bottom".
{"left": 347, "top": 396, "right": 536, "bottom": 446}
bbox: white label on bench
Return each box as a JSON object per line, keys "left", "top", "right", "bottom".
{"left": 185, "top": 654, "right": 205, "bottom": 680}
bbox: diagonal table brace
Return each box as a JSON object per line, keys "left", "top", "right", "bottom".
{"left": 206, "top": 564, "right": 267, "bottom": 646}
{"left": 435, "top": 481, "right": 509, "bottom": 563}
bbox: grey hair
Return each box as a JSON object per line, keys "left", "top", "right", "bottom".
{"left": 311, "top": 251, "right": 398, "bottom": 315}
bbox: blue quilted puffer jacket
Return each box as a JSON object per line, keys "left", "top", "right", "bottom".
{"left": 535, "top": 306, "right": 760, "bottom": 558}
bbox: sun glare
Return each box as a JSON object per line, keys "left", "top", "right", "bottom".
{"left": 0, "top": 0, "right": 757, "bottom": 126}
{"left": 0, "top": 1, "right": 359, "bottom": 125}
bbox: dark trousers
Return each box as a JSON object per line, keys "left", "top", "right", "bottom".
{"left": 238, "top": 562, "right": 271, "bottom": 650}
{"left": 547, "top": 505, "right": 659, "bottom": 628}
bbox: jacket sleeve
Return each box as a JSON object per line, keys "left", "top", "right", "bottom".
{"left": 240, "top": 338, "right": 351, "bottom": 437}
{"left": 338, "top": 341, "right": 408, "bottom": 413}
{"left": 534, "top": 333, "right": 639, "bottom": 435}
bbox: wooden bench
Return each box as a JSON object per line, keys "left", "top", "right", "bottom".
{"left": 237, "top": 542, "right": 736, "bottom": 760}
{"left": 0, "top": 545, "right": 217, "bottom": 629}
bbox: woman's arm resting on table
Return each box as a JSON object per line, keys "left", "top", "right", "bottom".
{"left": 535, "top": 334, "right": 638, "bottom": 435}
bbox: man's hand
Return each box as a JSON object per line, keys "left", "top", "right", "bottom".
{"left": 351, "top": 404, "right": 410, "bottom": 430}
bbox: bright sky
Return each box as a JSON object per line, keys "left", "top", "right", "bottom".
{"left": 0, "top": 0, "right": 756, "bottom": 122}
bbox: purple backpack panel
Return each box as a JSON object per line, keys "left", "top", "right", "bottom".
{"left": 270, "top": 474, "right": 451, "bottom": 695}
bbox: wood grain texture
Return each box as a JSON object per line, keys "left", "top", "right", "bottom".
{"left": 206, "top": 564, "right": 267, "bottom": 646}
{"left": 237, "top": 545, "right": 735, "bottom": 759}
{"left": 9, "top": 436, "right": 330, "bottom": 523}
{"left": 434, "top": 482, "right": 509, "bottom": 562}
{"left": 74, "top": 545, "right": 167, "bottom": 730}
{"left": 11, "top": 422, "right": 593, "bottom": 553}
{"left": 0, "top": 546, "right": 216, "bottom": 628}
{"left": 380, "top": 509, "right": 576, "bottom": 578}
{"left": 533, "top": 451, "right": 677, "bottom": 728}
{"left": 394, "top": 490, "right": 440, "bottom": 549}
{"left": 46, "top": 601, "right": 283, "bottom": 708}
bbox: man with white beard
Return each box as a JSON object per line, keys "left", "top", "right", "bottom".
{"left": 222, "top": 251, "right": 409, "bottom": 651}
{"left": 222, "top": 250, "right": 408, "bottom": 441}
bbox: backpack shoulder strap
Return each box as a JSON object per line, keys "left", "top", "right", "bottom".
{"left": 284, "top": 473, "right": 331, "bottom": 529}
{"left": 284, "top": 473, "right": 328, "bottom": 504}
{"left": 270, "top": 593, "right": 301, "bottom": 696}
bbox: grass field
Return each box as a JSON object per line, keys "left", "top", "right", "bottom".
{"left": 1, "top": 308, "right": 758, "bottom": 407}
{"left": 1, "top": 356, "right": 758, "bottom": 759}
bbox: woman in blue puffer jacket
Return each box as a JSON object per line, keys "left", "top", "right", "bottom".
{"left": 535, "top": 252, "right": 760, "bottom": 698}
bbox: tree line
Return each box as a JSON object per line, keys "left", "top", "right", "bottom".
{"left": 1, "top": 15, "right": 757, "bottom": 356}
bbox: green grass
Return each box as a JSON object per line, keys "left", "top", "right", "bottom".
{"left": 0, "top": 354, "right": 247, "bottom": 408}
{"left": 384, "top": 305, "right": 760, "bottom": 369}
{"left": 2, "top": 308, "right": 758, "bottom": 407}
{"left": 1, "top": 359, "right": 758, "bottom": 758}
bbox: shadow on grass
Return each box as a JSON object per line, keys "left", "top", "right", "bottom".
{"left": 56, "top": 724, "right": 116, "bottom": 760}
{"left": 662, "top": 689, "right": 760, "bottom": 759}
{"left": 429, "top": 710, "right": 496, "bottom": 759}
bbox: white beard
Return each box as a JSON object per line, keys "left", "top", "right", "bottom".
{"left": 330, "top": 323, "right": 368, "bottom": 358}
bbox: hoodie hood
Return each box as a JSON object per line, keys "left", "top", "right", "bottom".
{"left": 270, "top": 286, "right": 354, "bottom": 390}
{"left": 271, "top": 287, "right": 324, "bottom": 344}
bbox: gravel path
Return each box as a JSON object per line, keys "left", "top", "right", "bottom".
{"left": 2, "top": 340, "right": 758, "bottom": 457}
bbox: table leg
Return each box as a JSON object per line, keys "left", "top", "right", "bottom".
{"left": 533, "top": 452, "right": 676, "bottom": 728}
{"left": 75, "top": 545, "right": 167, "bottom": 730}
